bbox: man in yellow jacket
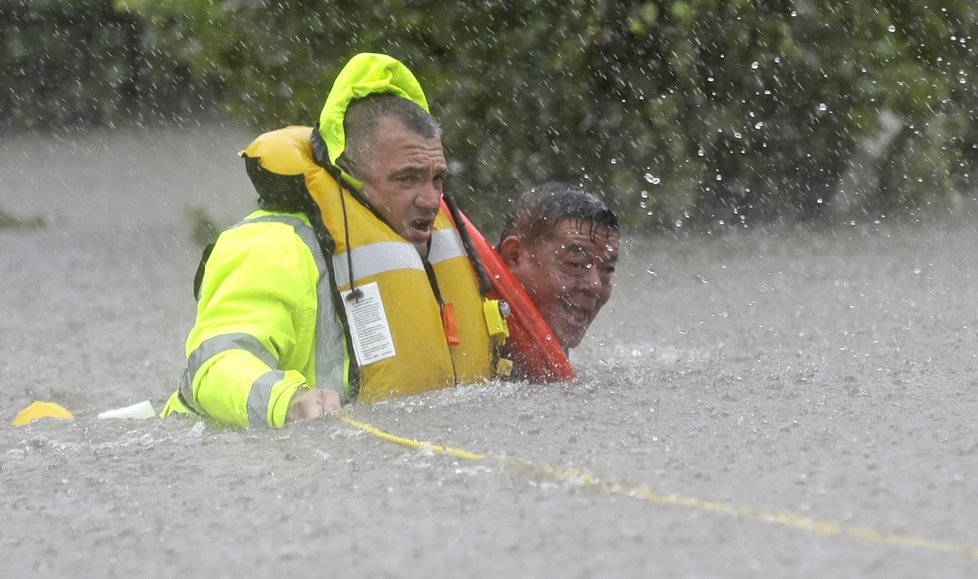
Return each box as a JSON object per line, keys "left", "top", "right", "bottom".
{"left": 162, "top": 53, "right": 499, "bottom": 428}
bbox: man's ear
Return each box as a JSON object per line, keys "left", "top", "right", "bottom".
{"left": 499, "top": 235, "right": 524, "bottom": 268}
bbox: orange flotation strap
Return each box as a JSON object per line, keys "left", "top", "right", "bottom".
{"left": 442, "top": 200, "right": 576, "bottom": 382}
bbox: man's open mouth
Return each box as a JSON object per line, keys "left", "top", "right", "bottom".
{"left": 561, "top": 302, "right": 591, "bottom": 326}
{"left": 411, "top": 218, "right": 434, "bottom": 234}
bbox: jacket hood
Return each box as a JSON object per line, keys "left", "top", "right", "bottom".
{"left": 317, "top": 53, "right": 429, "bottom": 187}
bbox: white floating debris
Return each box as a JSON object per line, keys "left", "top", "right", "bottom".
{"left": 97, "top": 400, "right": 156, "bottom": 420}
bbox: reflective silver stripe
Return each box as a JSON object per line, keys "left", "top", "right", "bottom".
{"left": 314, "top": 248, "right": 347, "bottom": 403}
{"left": 231, "top": 212, "right": 346, "bottom": 400}
{"left": 427, "top": 227, "right": 467, "bottom": 265}
{"left": 331, "top": 240, "right": 424, "bottom": 288}
{"left": 330, "top": 228, "right": 466, "bottom": 286}
{"left": 248, "top": 370, "right": 285, "bottom": 427}
{"left": 191, "top": 212, "right": 348, "bottom": 415}
{"left": 178, "top": 367, "right": 200, "bottom": 413}
{"left": 186, "top": 333, "right": 278, "bottom": 385}
{"left": 181, "top": 332, "right": 279, "bottom": 419}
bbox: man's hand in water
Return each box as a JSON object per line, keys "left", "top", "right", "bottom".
{"left": 287, "top": 388, "right": 341, "bottom": 422}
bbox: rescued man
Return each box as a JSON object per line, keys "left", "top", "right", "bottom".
{"left": 497, "top": 182, "right": 620, "bottom": 375}
{"left": 161, "top": 53, "right": 501, "bottom": 427}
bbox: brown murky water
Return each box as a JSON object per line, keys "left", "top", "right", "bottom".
{"left": 2, "top": 127, "right": 976, "bottom": 577}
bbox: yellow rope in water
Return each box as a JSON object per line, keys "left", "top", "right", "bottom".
{"left": 339, "top": 414, "right": 486, "bottom": 461}
{"left": 338, "top": 412, "right": 978, "bottom": 560}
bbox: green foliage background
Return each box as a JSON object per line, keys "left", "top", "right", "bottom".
{"left": 4, "top": 0, "right": 977, "bottom": 228}
{"left": 0, "top": 0, "right": 219, "bottom": 129}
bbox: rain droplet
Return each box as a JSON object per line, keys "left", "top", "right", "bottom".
{"left": 646, "top": 266, "right": 657, "bottom": 276}
{"left": 640, "top": 190, "right": 649, "bottom": 199}
{"left": 754, "top": 121, "right": 765, "bottom": 129}
{"left": 887, "top": 24, "right": 896, "bottom": 33}
{"left": 750, "top": 61, "right": 759, "bottom": 70}
{"left": 818, "top": 103, "right": 828, "bottom": 112}
{"left": 644, "top": 173, "right": 661, "bottom": 185}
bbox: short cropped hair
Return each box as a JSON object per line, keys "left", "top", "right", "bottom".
{"left": 341, "top": 93, "right": 441, "bottom": 170}
{"left": 499, "top": 182, "right": 618, "bottom": 247}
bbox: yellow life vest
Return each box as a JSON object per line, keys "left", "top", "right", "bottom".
{"left": 245, "top": 126, "right": 493, "bottom": 402}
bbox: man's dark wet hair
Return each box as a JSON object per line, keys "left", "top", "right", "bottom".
{"left": 499, "top": 182, "right": 618, "bottom": 247}
{"left": 340, "top": 93, "right": 441, "bottom": 171}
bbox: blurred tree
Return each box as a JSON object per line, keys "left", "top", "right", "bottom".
{"left": 865, "top": 0, "right": 973, "bottom": 213}
{"left": 0, "top": 0, "right": 217, "bottom": 130}
{"left": 8, "top": 0, "right": 976, "bottom": 227}
{"left": 947, "top": 6, "right": 978, "bottom": 197}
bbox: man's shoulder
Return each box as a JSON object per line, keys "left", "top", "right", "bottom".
{"left": 213, "top": 210, "right": 318, "bottom": 261}
{"left": 235, "top": 209, "right": 312, "bottom": 229}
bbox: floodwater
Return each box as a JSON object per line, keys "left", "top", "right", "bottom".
{"left": 1, "top": 127, "right": 976, "bottom": 578}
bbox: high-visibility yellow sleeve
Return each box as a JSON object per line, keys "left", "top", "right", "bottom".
{"left": 185, "top": 212, "right": 322, "bottom": 428}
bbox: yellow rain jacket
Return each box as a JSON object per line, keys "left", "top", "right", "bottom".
{"left": 162, "top": 54, "right": 495, "bottom": 427}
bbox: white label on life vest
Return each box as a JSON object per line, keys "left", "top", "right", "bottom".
{"left": 341, "top": 282, "right": 396, "bottom": 367}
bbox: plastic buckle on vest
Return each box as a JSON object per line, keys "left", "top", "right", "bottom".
{"left": 483, "top": 299, "right": 510, "bottom": 342}
{"left": 495, "top": 357, "right": 514, "bottom": 377}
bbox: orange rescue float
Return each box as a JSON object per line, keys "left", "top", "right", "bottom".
{"left": 443, "top": 201, "right": 576, "bottom": 383}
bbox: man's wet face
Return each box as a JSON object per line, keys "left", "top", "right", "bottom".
{"left": 506, "top": 219, "right": 619, "bottom": 349}
{"left": 352, "top": 117, "right": 447, "bottom": 257}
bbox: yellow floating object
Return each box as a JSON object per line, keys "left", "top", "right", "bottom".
{"left": 13, "top": 401, "right": 75, "bottom": 426}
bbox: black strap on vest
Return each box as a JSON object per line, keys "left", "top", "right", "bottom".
{"left": 193, "top": 242, "right": 215, "bottom": 301}
{"left": 441, "top": 191, "right": 493, "bottom": 296}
